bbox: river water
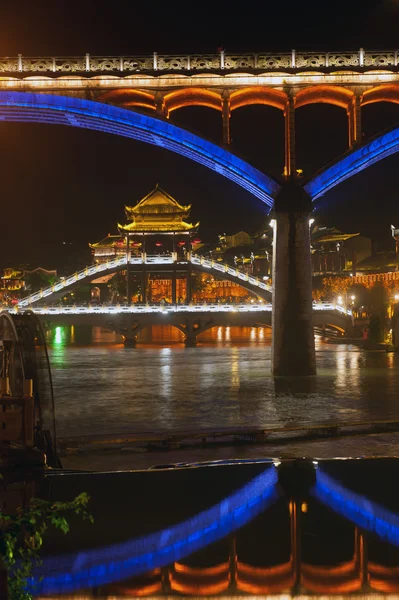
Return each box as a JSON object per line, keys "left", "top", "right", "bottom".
{"left": 46, "top": 325, "right": 399, "bottom": 442}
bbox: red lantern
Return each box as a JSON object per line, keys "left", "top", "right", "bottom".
{"left": 178, "top": 241, "right": 185, "bottom": 247}
{"left": 155, "top": 242, "right": 163, "bottom": 247}
{"left": 193, "top": 238, "right": 201, "bottom": 244}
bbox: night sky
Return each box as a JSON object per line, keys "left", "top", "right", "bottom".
{"left": 1, "top": 0, "right": 399, "bottom": 270}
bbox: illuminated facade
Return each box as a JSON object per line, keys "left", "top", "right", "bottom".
{"left": 1, "top": 268, "right": 25, "bottom": 292}
{"left": 90, "top": 185, "right": 199, "bottom": 303}
{"left": 311, "top": 226, "right": 372, "bottom": 275}
{"left": 0, "top": 266, "right": 57, "bottom": 306}
{"left": 90, "top": 186, "right": 199, "bottom": 261}
{"left": 89, "top": 187, "right": 257, "bottom": 304}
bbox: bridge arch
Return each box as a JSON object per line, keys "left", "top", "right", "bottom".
{"left": 362, "top": 84, "right": 399, "bottom": 106}
{"left": 230, "top": 88, "right": 287, "bottom": 111}
{"left": 295, "top": 86, "right": 353, "bottom": 110}
{"left": 305, "top": 122, "right": 399, "bottom": 200}
{"left": 312, "top": 311, "right": 352, "bottom": 334}
{"left": 17, "top": 256, "right": 273, "bottom": 308}
{"left": 34, "top": 307, "right": 353, "bottom": 347}
{"left": 0, "top": 91, "right": 279, "bottom": 207}
{"left": 98, "top": 89, "right": 156, "bottom": 112}
{"left": 163, "top": 88, "right": 222, "bottom": 115}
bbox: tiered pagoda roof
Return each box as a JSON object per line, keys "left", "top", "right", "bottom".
{"left": 118, "top": 185, "right": 199, "bottom": 234}
{"left": 89, "top": 234, "right": 124, "bottom": 250}
{"left": 311, "top": 226, "right": 360, "bottom": 244}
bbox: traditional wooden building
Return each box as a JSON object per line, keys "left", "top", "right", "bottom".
{"left": 89, "top": 185, "right": 256, "bottom": 305}
{"left": 89, "top": 186, "right": 200, "bottom": 303}
{"left": 311, "top": 226, "right": 372, "bottom": 275}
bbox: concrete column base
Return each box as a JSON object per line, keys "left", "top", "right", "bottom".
{"left": 184, "top": 335, "right": 197, "bottom": 347}
{"left": 123, "top": 337, "right": 137, "bottom": 347}
{"left": 272, "top": 181, "right": 316, "bottom": 376}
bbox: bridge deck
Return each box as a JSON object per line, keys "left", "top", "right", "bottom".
{"left": 11, "top": 302, "right": 351, "bottom": 316}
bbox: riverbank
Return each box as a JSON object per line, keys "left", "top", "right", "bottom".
{"left": 60, "top": 429, "right": 399, "bottom": 471}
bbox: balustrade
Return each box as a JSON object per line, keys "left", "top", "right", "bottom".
{"left": 1, "top": 50, "right": 398, "bottom": 74}
{"left": 9, "top": 303, "right": 350, "bottom": 315}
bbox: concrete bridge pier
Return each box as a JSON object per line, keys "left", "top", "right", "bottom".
{"left": 177, "top": 316, "right": 214, "bottom": 347}
{"left": 123, "top": 336, "right": 138, "bottom": 347}
{"left": 109, "top": 315, "right": 142, "bottom": 347}
{"left": 271, "top": 182, "right": 316, "bottom": 376}
{"left": 184, "top": 331, "right": 198, "bottom": 347}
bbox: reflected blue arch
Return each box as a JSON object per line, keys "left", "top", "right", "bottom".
{"left": 305, "top": 125, "right": 399, "bottom": 201}
{"left": 29, "top": 467, "right": 279, "bottom": 595}
{"left": 312, "top": 469, "right": 399, "bottom": 546}
{"left": 0, "top": 91, "right": 279, "bottom": 208}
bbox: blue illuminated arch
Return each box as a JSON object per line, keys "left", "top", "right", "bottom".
{"left": 29, "top": 467, "right": 278, "bottom": 595}
{"left": 0, "top": 91, "right": 279, "bottom": 208}
{"left": 312, "top": 469, "right": 399, "bottom": 546}
{"left": 305, "top": 125, "right": 399, "bottom": 201}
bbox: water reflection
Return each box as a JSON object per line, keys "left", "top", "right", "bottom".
{"left": 231, "top": 347, "right": 240, "bottom": 391}
{"left": 32, "top": 467, "right": 279, "bottom": 595}
{"left": 45, "top": 325, "right": 399, "bottom": 439}
{"left": 25, "top": 461, "right": 399, "bottom": 597}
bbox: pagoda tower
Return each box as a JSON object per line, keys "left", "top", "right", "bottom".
{"left": 90, "top": 185, "right": 199, "bottom": 304}
{"left": 118, "top": 184, "right": 198, "bottom": 251}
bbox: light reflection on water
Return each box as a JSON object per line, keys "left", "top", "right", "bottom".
{"left": 46, "top": 325, "right": 399, "bottom": 439}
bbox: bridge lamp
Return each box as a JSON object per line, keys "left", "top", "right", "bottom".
{"left": 263, "top": 275, "right": 269, "bottom": 281}
{"left": 309, "top": 218, "right": 315, "bottom": 228}
{"left": 337, "top": 296, "right": 343, "bottom": 305}
{"left": 395, "top": 294, "right": 399, "bottom": 301}
{"left": 351, "top": 295, "right": 355, "bottom": 301}
{"left": 269, "top": 219, "right": 276, "bottom": 247}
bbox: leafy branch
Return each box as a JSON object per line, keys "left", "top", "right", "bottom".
{"left": 0, "top": 492, "right": 93, "bottom": 600}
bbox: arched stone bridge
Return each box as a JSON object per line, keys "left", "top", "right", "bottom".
{"left": 17, "top": 254, "right": 273, "bottom": 308}
{"left": 22, "top": 303, "right": 354, "bottom": 346}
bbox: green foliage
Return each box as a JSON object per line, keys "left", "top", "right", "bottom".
{"left": 0, "top": 492, "right": 93, "bottom": 600}
{"left": 24, "top": 272, "right": 57, "bottom": 293}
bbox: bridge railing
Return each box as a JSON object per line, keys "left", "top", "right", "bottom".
{"left": 19, "top": 256, "right": 128, "bottom": 307}
{"left": 10, "top": 303, "right": 352, "bottom": 316}
{"left": 17, "top": 254, "right": 272, "bottom": 308}
{"left": 1, "top": 50, "right": 398, "bottom": 75}
{"left": 13, "top": 303, "right": 271, "bottom": 315}
{"left": 313, "top": 302, "right": 352, "bottom": 316}
{"left": 16, "top": 255, "right": 352, "bottom": 312}
{"left": 190, "top": 255, "right": 272, "bottom": 292}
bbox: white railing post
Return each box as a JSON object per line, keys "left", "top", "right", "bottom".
{"left": 17, "top": 54, "right": 22, "bottom": 72}
{"left": 52, "top": 57, "right": 56, "bottom": 72}
{"left": 220, "top": 50, "right": 225, "bottom": 69}
{"left": 291, "top": 49, "right": 296, "bottom": 69}
{"left": 325, "top": 52, "right": 329, "bottom": 67}
{"left": 187, "top": 55, "right": 191, "bottom": 70}
{"left": 395, "top": 50, "right": 398, "bottom": 67}
{"left": 153, "top": 52, "right": 158, "bottom": 70}
{"left": 359, "top": 47, "right": 364, "bottom": 67}
{"left": 119, "top": 56, "right": 124, "bottom": 71}
{"left": 85, "top": 53, "right": 90, "bottom": 71}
